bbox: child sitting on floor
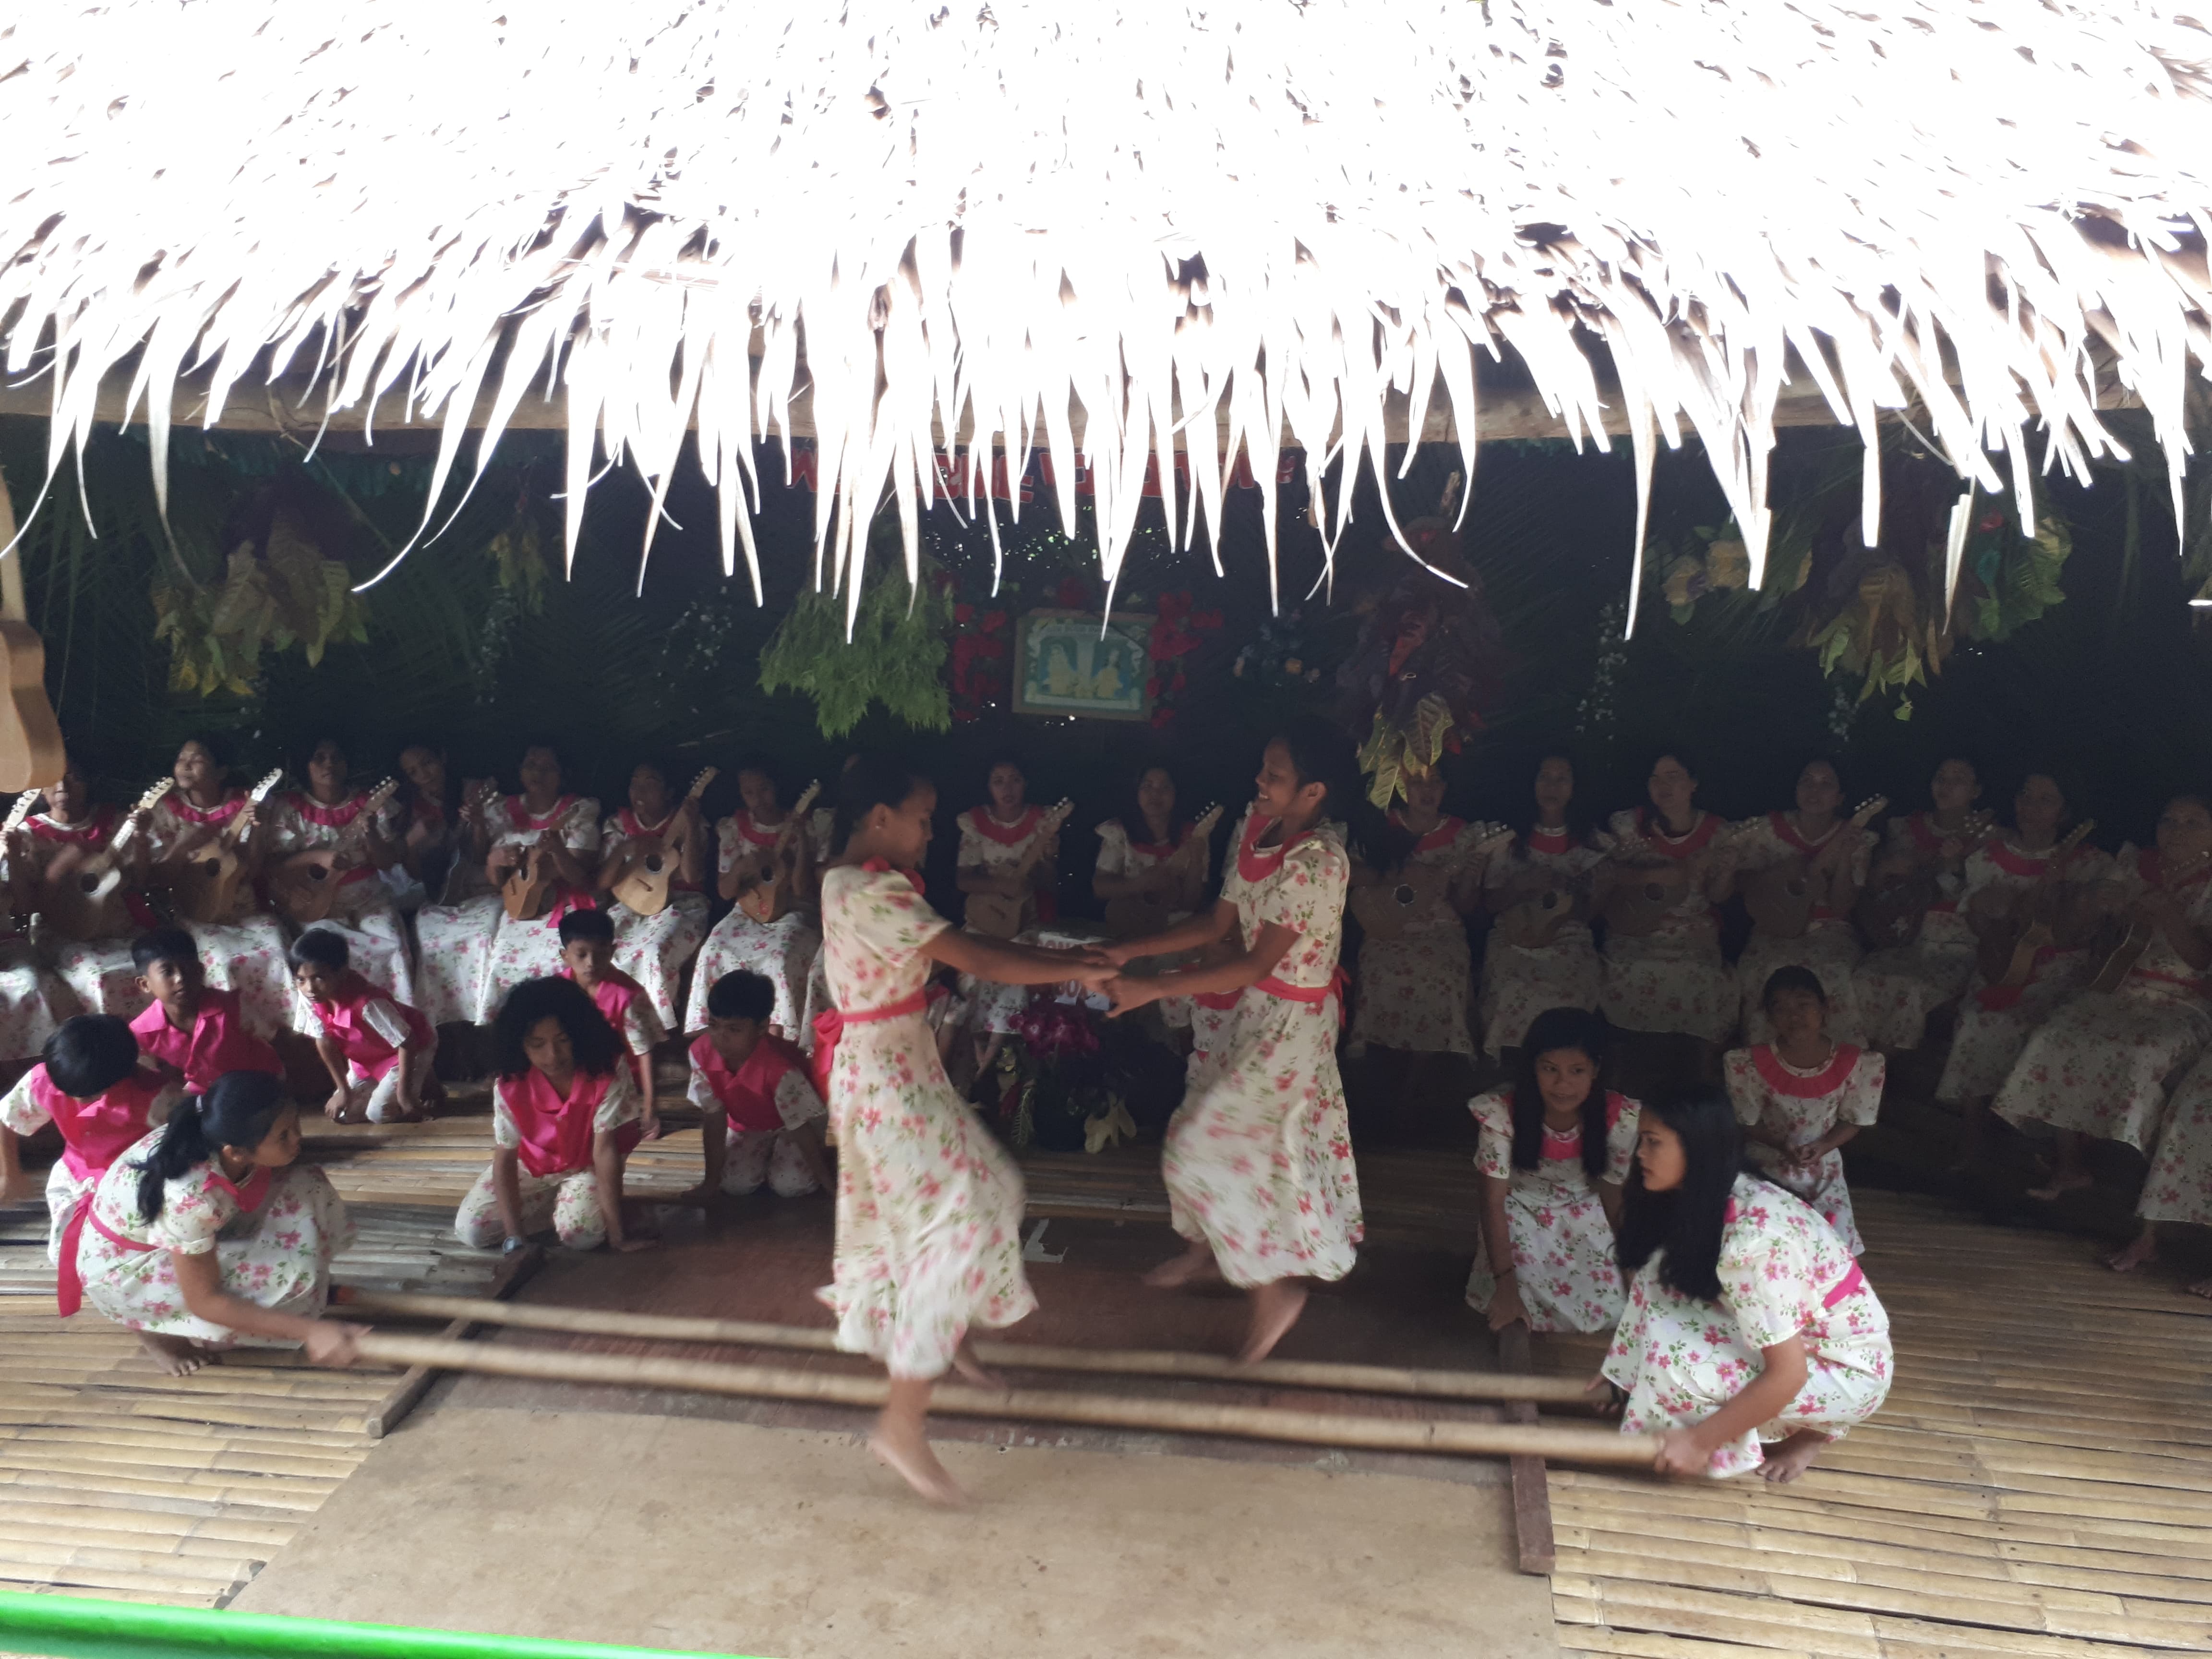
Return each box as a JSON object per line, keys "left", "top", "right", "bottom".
{"left": 557, "top": 907, "right": 664, "bottom": 1141}
{"left": 289, "top": 931, "right": 436, "bottom": 1126}
{"left": 455, "top": 976, "right": 651, "bottom": 1255}
{"left": 128, "top": 928, "right": 284, "bottom": 1095}
{"left": 0, "top": 1015, "right": 180, "bottom": 1294}
{"left": 681, "top": 970, "right": 833, "bottom": 1204}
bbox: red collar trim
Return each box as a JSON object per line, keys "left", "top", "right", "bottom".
{"left": 618, "top": 807, "right": 675, "bottom": 839}
{"left": 733, "top": 812, "right": 786, "bottom": 848}
{"left": 1125, "top": 820, "right": 1191, "bottom": 861}
{"left": 1507, "top": 1090, "right": 1626, "bottom": 1159}
{"left": 27, "top": 807, "right": 114, "bottom": 845}
{"left": 1525, "top": 825, "right": 1575, "bottom": 855}
{"left": 1987, "top": 837, "right": 2068, "bottom": 879}
{"left": 1907, "top": 812, "right": 1953, "bottom": 854}
{"left": 286, "top": 791, "right": 372, "bottom": 829}
{"left": 506, "top": 795, "right": 577, "bottom": 833}
{"left": 968, "top": 806, "right": 1044, "bottom": 846}
{"left": 1752, "top": 1044, "right": 1861, "bottom": 1097}
{"left": 860, "top": 856, "right": 926, "bottom": 897}
{"left": 1768, "top": 811, "right": 1842, "bottom": 858}
{"left": 1237, "top": 813, "right": 1311, "bottom": 882}
{"left": 164, "top": 793, "right": 244, "bottom": 826}
{"left": 2137, "top": 848, "right": 2210, "bottom": 887}
{"left": 1392, "top": 812, "right": 1467, "bottom": 854}
{"left": 1635, "top": 808, "right": 1719, "bottom": 859}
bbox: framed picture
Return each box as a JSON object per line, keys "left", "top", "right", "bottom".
{"left": 1011, "top": 608, "right": 1155, "bottom": 721}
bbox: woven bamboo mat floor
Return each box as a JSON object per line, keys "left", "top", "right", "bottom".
{"left": 1530, "top": 1187, "right": 2212, "bottom": 1659}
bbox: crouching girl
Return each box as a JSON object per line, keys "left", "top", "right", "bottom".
{"left": 1601, "top": 1091, "right": 1892, "bottom": 1482}
{"left": 455, "top": 976, "right": 650, "bottom": 1255}
{"left": 74, "top": 1070, "right": 362, "bottom": 1376}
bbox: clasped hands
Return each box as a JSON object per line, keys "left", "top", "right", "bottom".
{"left": 1034, "top": 939, "right": 1166, "bottom": 1015}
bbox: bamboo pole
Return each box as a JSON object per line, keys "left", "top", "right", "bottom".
{"left": 348, "top": 1332, "right": 1659, "bottom": 1469}
{"left": 341, "top": 1290, "right": 1598, "bottom": 1407}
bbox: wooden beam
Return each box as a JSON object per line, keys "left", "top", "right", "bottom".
{"left": 1496, "top": 1322, "right": 1558, "bottom": 1577}
{"left": 352, "top": 1244, "right": 541, "bottom": 1440}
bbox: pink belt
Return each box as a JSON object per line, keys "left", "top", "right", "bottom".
{"left": 1252, "top": 966, "right": 1349, "bottom": 1027}
{"left": 810, "top": 991, "right": 929, "bottom": 1100}
{"left": 1191, "top": 990, "right": 1242, "bottom": 1012}
{"left": 2129, "top": 967, "right": 2212, "bottom": 997}
{"left": 57, "top": 1195, "right": 153, "bottom": 1318}
{"left": 1821, "top": 1261, "right": 1867, "bottom": 1310}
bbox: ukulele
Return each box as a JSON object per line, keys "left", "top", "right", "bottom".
{"left": 0, "top": 789, "right": 38, "bottom": 929}
{"left": 610, "top": 767, "right": 719, "bottom": 916}
{"left": 1496, "top": 868, "right": 1596, "bottom": 950}
{"left": 964, "top": 799, "right": 1075, "bottom": 938}
{"left": 169, "top": 769, "right": 286, "bottom": 926}
{"left": 1599, "top": 817, "right": 1748, "bottom": 939}
{"left": 270, "top": 779, "right": 401, "bottom": 926}
{"left": 2088, "top": 846, "right": 2212, "bottom": 994}
{"left": 37, "top": 779, "right": 173, "bottom": 940}
{"left": 1855, "top": 809, "right": 1996, "bottom": 949}
{"left": 0, "top": 467, "right": 65, "bottom": 794}
{"left": 734, "top": 780, "right": 824, "bottom": 925}
{"left": 1103, "top": 804, "right": 1225, "bottom": 941}
{"left": 1350, "top": 820, "right": 1515, "bottom": 942}
{"left": 1971, "top": 821, "right": 2100, "bottom": 988}
{"left": 1741, "top": 796, "right": 1889, "bottom": 942}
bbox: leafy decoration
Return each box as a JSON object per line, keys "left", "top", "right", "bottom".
{"left": 150, "top": 506, "right": 368, "bottom": 696}
{"left": 758, "top": 556, "right": 953, "bottom": 738}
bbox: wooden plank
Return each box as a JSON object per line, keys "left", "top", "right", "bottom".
{"left": 1499, "top": 1321, "right": 1557, "bottom": 1577}
{"left": 361, "top": 1241, "right": 541, "bottom": 1440}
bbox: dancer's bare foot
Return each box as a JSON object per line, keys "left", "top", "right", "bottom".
{"left": 1759, "top": 1430, "right": 1829, "bottom": 1483}
{"left": 1142, "top": 1241, "right": 1220, "bottom": 1289}
{"left": 868, "top": 1419, "right": 966, "bottom": 1506}
{"left": 2025, "top": 1170, "right": 2094, "bottom": 1202}
{"left": 136, "top": 1333, "right": 208, "bottom": 1377}
{"left": 1238, "top": 1280, "right": 1308, "bottom": 1365}
{"left": 2105, "top": 1230, "right": 2158, "bottom": 1274}
{"left": 2187, "top": 1276, "right": 2212, "bottom": 1302}
{"left": 950, "top": 1343, "right": 1002, "bottom": 1391}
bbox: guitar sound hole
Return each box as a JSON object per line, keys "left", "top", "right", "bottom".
{"left": 1392, "top": 883, "right": 1416, "bottom": 906}
{"left": 645, "top": 854, "right": 666, "bottom": 874}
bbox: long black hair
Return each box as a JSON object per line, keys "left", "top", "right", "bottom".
{"left": 1516, "top": 751, "right": 1591, "bottom": 848}
{"left": 1509, "top": 1007, "right": 1612, "bottom": 1180}
{"left": 493, "top": 977, "right": 624, "bottom": 1082}
{"left": 133, "top": 1071, "right": 289, "bottom": 1224}
{"left": 1117, "top": 758, "right": 1181, "bottom": 847}
{"left": 1615, "top": 1089, "right": 1743, "bottom": 1303}
{"left": 1273, "top": 716, "right": 1412, "bottom": 870}
{"left": 835, "top": 752, "right": 927, "bottom": 852}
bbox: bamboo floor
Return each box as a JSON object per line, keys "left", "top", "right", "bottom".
{"left": 1531, "top": 1187, "right": 2212, "bottom": 1659}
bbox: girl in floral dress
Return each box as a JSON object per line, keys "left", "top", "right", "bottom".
{"left": 955, "top": 757, "right": 1063, "bottom": 1073}
{"left": 455, "top": 975, "right": 651, "bottom": 1252}
{"left": 685, "top": 765, "right": 827, "bottom": 1044}
{"left": 1937, "top": 772, "right": 2111, "bottom": 1161}
{"left": 1595, "top": 753, "right": 1741, "bottom": 1049}
{"left": 1601, "top": 1091, "right": 1893, "bottom": 1482}
{"left": 1994, "top": 796, "right": 2212, "bottom": 1199}
{"left": 1480, "top": 755, "right": 1605, "bottom": 1058}
{"left": 1723, "top": 967, "right": 1885, "bottom": 1255}
{"left": 266, "top": 738, "right": 414, "bottom": 1004}
{"left": 1103, "top": 721, "right": 1369, "bottom": 1366}
{"left": 1853, "top": 757, "right": 1989, "bottom": 1051}
{"left": 144, "top": 737, "right": 293, "bottom": 1037}
{"left": 75, "top": 1070, "right": 363, "bottom": 1377}
{"left": 392, "top": 744, "right": 472, "bottom": 917}
{"left": 1730, "top": 760, "right": 1874, "bottom": 1047}
{"left": 1348, "top": 769, "right": 1491, "bottom": 1060}
{"left": 1092, "top": 762, "right": 1212, "bottom": 1038}
{"left": 11, "top": 760, "right": 159, "bottom": 1020}
{"left": 2112, "top": 1047, "right": 2212, "bottom": 1297}
{"left": 816, "top": 755, "right": 1112, "bottom": 1504}
{"left": 598, "top": 761, "right": 709, "bottom": 1032}
{"left": 1466, "top": 1007, "right": 1639, "bottom": 1334}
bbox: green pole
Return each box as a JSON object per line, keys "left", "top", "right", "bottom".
{"left": 0, "top": 1592, "right": 761, "bottom": 1659}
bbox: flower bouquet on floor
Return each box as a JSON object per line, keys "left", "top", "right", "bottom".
{"left": 989, "top": 993, "right": 1182, "bottom": 1153}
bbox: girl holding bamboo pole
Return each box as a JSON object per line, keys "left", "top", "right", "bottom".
{"left": 815, "top": 755, "right": 1113, "bottom": 1505}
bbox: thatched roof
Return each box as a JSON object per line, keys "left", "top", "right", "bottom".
{"left": 3, "top": 1, "right": 2209, "bottom": 618}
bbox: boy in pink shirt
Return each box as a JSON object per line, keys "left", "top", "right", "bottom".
{"left": 289, "top": 931, "right": 436, "bottom": 1125}
{"left": 127, "top": 928, "right": 284, "bottom": 1094}
{"left": 557, "top": 908, "right": 664, "bottom": 1140}
{"left": 682, "top": 970, "right": 832, "bottom": 1204}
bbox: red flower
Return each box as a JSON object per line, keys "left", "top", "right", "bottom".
{"left": 954, "top": 602, "right": 975, "bottom": 624}
{"left": 1151, "top": 707, "right": 1177, "bottom": 728}
{"left": 1145, "top": 676, "right": 1162, "bottom": 699}
{"left": 1055, "top": 576, "right": 1090, "bottom": 610}
{"left": 1169, "top": 671, "right": 1188, "bottom": 693}
{"left": 982, "top": 609, "right": 1009, "bottom": 633}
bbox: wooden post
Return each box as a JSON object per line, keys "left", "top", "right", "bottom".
{"left": 0, "top": 465, "right": 64, "bottom": 793}
{"left": 1496, "top": 1322, "right": 1557, "bottom": 1576}
{"left": 355, "top": 1246, "right": 542, "bottom": 1439}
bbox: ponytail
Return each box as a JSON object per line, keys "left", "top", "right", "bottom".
{"left": 133, "top": 1071, "right": 287, "bottom": 1224}
{"left": 835, "top": 753, "right": 926, "bottom": 853}
{"left": 1274, "top": 717, "right": 1413, "bottom": 871}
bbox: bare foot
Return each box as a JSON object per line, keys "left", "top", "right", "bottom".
{"left": 950, "top": 1344, "right": 1002, "bottom": 1391}
{"left": 2187, "top": 1276, "right": 2212, "bottom": 1302}
{"left": 2105, "top": 1232, "right": 2158, "bottom": 1274}
{"left": 1238, "top": 1280, "right": 1308, "bottom": 1365}
{"left": 2025, "top": 1170, "right": 2094, "bottom": 1202}
{"left": 136, "top": 1333, "right": 208, "bottom": 1376}
{"left": 1142, "top": 1242, "right": 1220, "bottom": 1290}
{"left": 1759, "top": 1430, "right": 1829, "bottom": 1483}
{"left": 868, "top": 1424, "right": 966, "bottom": 1505}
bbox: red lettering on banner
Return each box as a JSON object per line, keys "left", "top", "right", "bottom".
{"left": 788, "top": 444, "right": 818, "bottom": 491}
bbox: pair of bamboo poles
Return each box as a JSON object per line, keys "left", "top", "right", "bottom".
{"left": 342, "top": 1291, "right": 1661, "bottom": 1469}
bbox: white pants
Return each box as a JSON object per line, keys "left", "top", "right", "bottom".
{"left": 722, "top": 1130, "right": 818, "bottom": 1197}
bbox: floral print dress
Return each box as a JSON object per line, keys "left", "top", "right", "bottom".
{"left": 601, "top": 806, "right": 710, "bottom": 1031}
{"left": 1853, "top": 814, "right": 1982, "bottom": 1050}
{"left": 683, "top": 808, "right": 832, "bottom": 1043}
{"left": 17, "top": 808, "right": 152, "bottom": 1020}
{"left": 0, "top": 1067, "right": 176, "bottom": 1262}
{"left": 1602, "top": 1175, "right": 1894, "bottom": 1478}
{"left": 145, "top": 794, "right": 294, "bottom": 1038}
{"left": 75, "top": 1129, "right": 355, "bottom": 1344}
{"left": 1349, "top": 814, "right": 1479, "bottom": 1056}
{"left": 957, "top": 806, "right": 1059, "bottom": 1037}
{"left": 267, "top": 790, "right": 416, "bottom": 1005}
{"left": 454, "top": 1063, "right": 640, "bottom": 1248}
{"left": 1595, "top": 809, "right": 1738, "bottom": 1044}
{"left": 1094, "top": 817, "right": 1204, "bottom": 1032}
{"left": 1936, "top": 836, "right": 2113, "bottom": 1102}
{"left": 1464, "top": 1089, "right": 1639, "bottom": 1332}
{"left": 416, "top": 795, "right": 601, "bottom": 1026}
{"left": 1164, "top": 816, "right": 1361, "bottom": 1289}
{"left": 1723, "top": 1044, "right": 1885, "bottom": 1254}
{"left": 1479, "top": 828, "right": 1606, "bottom": 1056}
{"left": 1993, "top": 846, "right": 2212, "bottom": 1151}
{"left": 1731, "top": 812, "right": 1873, "bottom": 1046}
{"left": 2136, "top": 1045, "right": 2212, "bottom": 1229}
{"left": 817, "top": 862, "right": 1035, "bottom": 1379}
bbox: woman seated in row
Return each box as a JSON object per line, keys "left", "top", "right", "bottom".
{"left": 392, "top": 744, "right": 473, "bottom": 914}
{"left": 1092, "top": 761, "right": 1212, "bottom": 1042}
{"left": 264, "top": 737, "right": 413, "bottom": 1004}
{"left": 1593, "top": 751, "right": 1740, "bottom": 1057}
{"left": 596, "top": 760, "right": 710, "bottom": 1033}
{"left": 685, "top": 763, "right": 829, "bottom": 1045}
{"left": 1479, "top": 754, "right": 1605, "bottom": 1060}
{"left": 1852, "top": 757, "right": 1988, "bottom": 1051}
{"left": 1731, "top": 759, "right": 1875, "bottom": 1047}
{"left": 956, "top": 756, "right": 1062, "bottom": 1075}
{"left": 1347, "top": 768, "right": 1489, "bottom": 1079}
{"left": 8, "top": 755, "right": 160, "bottom": 1022}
